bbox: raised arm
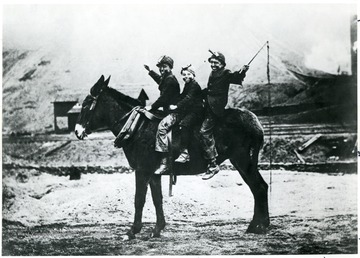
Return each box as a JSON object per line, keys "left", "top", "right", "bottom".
{"left": 144, "top": 64, "right": 162, "bottom": 85}
{"left": 229, "top": 65, "right": 249, "bottom": 85}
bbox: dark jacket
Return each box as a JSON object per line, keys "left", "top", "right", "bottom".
{"left": 176, "top": 79, "right": 203, "bottom": 117}
{"left": 205, "top": 68, "right": 246, "bottom": 116}
{"left": 149, "top": 70, "right": 180, "bottom": 111}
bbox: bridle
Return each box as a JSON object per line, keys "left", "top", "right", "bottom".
{"left": 82, "top": 89, "right": 104, "bottom": 134}
{"left": 89, "top": 93, "right": 99, "bottom": 111}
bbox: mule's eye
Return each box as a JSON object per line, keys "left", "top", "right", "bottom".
{"left": 90, "top": 87, "right": 100, "bottom": 97}
{"left": 82, "top": 100, "right": 89, "bottom": 108}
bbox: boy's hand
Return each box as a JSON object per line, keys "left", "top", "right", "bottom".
{"left": 144, "top": 64, "right": 150, "bottom": 71}
{"left": 169, "top": 105, "right": 177, "bottom": 110}
{"left": 240, "top": 65, "right": 249, "bottom": 73}
{"left": 240, "top": 65, "right": 250, "bottom": 72}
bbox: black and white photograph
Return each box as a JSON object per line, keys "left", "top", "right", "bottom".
{"left": 2, "top": 1, "right": 358, "bottom": 255}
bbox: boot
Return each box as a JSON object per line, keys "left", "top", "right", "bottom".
{"left": 154, "top": 156, "right": 168, "bottom": 175}
{"left": 175, "top": 149, "right": 190, "bottom": 163}
{"left": 202, "top": 158, "right": 220, "bottom": 180}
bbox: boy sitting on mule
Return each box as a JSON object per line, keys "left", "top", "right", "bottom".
{"left": 145, "top": 64, "right": 203, "bottom": 175}
{"left": 200, "top": 50, "right": 249, "bottom": 180}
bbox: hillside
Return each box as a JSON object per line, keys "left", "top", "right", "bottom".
{"left": 3, "top": 49, "right": 77, "bottom": 133}
{"left": 2, "top": 47, "right": 356, "bottom": 134}
{"left": 2, "top": 48, "right": 152, "bottom": 133}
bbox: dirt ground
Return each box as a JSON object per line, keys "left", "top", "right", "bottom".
{"left": 2, "top": 168, "right": 358, "bottom": 255}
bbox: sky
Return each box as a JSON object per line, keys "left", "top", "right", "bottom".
{"left": 2, "top": 3, "right": 357, "bottom": 86}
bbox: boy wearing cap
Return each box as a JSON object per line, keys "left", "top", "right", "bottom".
{"left": 200, "top": 50, "right": 249, "bottom": 180}
{"left": 150, "top": 65, "right": 203, "bottom": 175}
{"left": 144, "top": 55, "right": 180, "bottom": 112}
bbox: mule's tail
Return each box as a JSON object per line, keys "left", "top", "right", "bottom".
{"left": 249, "top": 113, "right": 264, "bottom": 168}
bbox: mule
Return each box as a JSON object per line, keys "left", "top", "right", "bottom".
{"left": 75, "top": 75, "right": 269, "bottom": 239}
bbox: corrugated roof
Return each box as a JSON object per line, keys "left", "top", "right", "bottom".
{"left": 53, "top": 93, "right": 81, "bottom": 103}
{"left": 67, "top": 103, "right": 82, "bottom": 114}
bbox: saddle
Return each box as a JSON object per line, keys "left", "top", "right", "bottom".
{"left": 114, "top": 106, "right": 163, "bottom": 148}
{"left": 113, "top": 106, "right": 178, "bottom": 194}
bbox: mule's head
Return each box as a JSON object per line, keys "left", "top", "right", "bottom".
{"left": 75, "top": 75, "right": 111, "bottom": 140}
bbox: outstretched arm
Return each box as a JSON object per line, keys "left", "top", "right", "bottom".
{"left": 229, "top": 65, "right": 249, "bottom": 85}
{"left": 144, "top": 64, "right": 162, "bottom": 85}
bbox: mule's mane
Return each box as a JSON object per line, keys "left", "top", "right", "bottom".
{"left": 106, "top": 87, "right": 142, "bottom": 108}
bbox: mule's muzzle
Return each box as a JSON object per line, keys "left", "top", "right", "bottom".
{"left": 75, "top": 130, "right": 85, "bottom": 140}
{"left": 75, "top": 124, "right": 87, "bottom": 140}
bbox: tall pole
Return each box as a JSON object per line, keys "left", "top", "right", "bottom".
{"left": 266, "top": 41, "right": 272, "bottom": 194}
{"left": 247, "top": 42, "right": 268, "bottom": 66}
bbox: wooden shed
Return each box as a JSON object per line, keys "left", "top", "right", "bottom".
{"left": 67, "top": 103, "right": 82, "bottom": 132}
{"left": 52, "top": 95, "right": 79, "bottom": 133}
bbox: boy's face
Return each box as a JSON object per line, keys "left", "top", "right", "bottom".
{"left": 181, "top": 70, "right": 194, "bottom": 83}
{"left": 209, "top": 58, "right": 224, "bottom": 72}
{"left": 159, "top": 64, "right": 171, "bottom": 75}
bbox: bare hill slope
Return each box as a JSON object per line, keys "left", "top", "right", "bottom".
{"left": 2, "top": 46, "right": 355, "bottom": 134}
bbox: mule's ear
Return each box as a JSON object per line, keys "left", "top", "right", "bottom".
{"left": 91, "top": 75, "right": 105, "bottom": 96}
{"left": 104, "top": 75, "right": 111, "bottom": 87}
{"left": 97, "top": 75, "right": 105, "bottom": 84}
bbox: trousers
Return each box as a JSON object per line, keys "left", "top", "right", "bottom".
{"left": 199, "top": 109, "right": 218, "bottom": 160}
{"left": 155, "top": 113, "right": 179, "bottom": 152}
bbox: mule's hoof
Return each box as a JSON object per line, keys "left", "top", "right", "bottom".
{"left": 246, "top": 224, "right": 267, "bottom": 234}
{"left": 123, "top": 232, "right": 136, "bottom": 241}
{"left": 122, "top": 235, "right": 130, "bottom": 241}
{"left": 150, "top": 232, "right": 161, "bottom": 238}
{"left": 150, "top": 228, "right": 161, "bottom": 238}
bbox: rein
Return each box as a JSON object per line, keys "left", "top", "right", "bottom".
{"left": 112, "top": 106, "right": 142, "bottom": 130}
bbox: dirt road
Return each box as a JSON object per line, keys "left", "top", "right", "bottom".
{"left": 3, "top": 214, "right": 357, "bottom": 255}
{"left": 2, "top": 169, "right": 358, "bottom": 255}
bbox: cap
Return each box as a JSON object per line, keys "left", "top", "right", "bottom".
{"left": 208, "top": 50, "right": 226, "bottom": 66}
{"left": 156, "top": 55, "right": 174, "bottom": 69}
{"left": 180, "top": 64, "right": 196, "bottom": 77}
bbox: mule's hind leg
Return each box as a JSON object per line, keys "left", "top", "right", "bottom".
{"left": 126, "top": 170, "right": 150, "bottom": 239}
{"left": 230, "top": 150, "right": 269, "bottom": 234}
{"left": 149, "top": 175, "right": 166, "bottom": 237}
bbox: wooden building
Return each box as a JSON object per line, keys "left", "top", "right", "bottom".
{"left": 67, "top": 103, "right": 82, "bottom": 132}
{"left": 52, "top": 95, "right": 80, "bottom": 133}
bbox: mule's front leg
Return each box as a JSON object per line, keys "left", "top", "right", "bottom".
{"left": 149, "top": 175, "right": 166, "bottom": 237}
{"left": 125, "top": 171, "right": 149, "bottom": 240}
